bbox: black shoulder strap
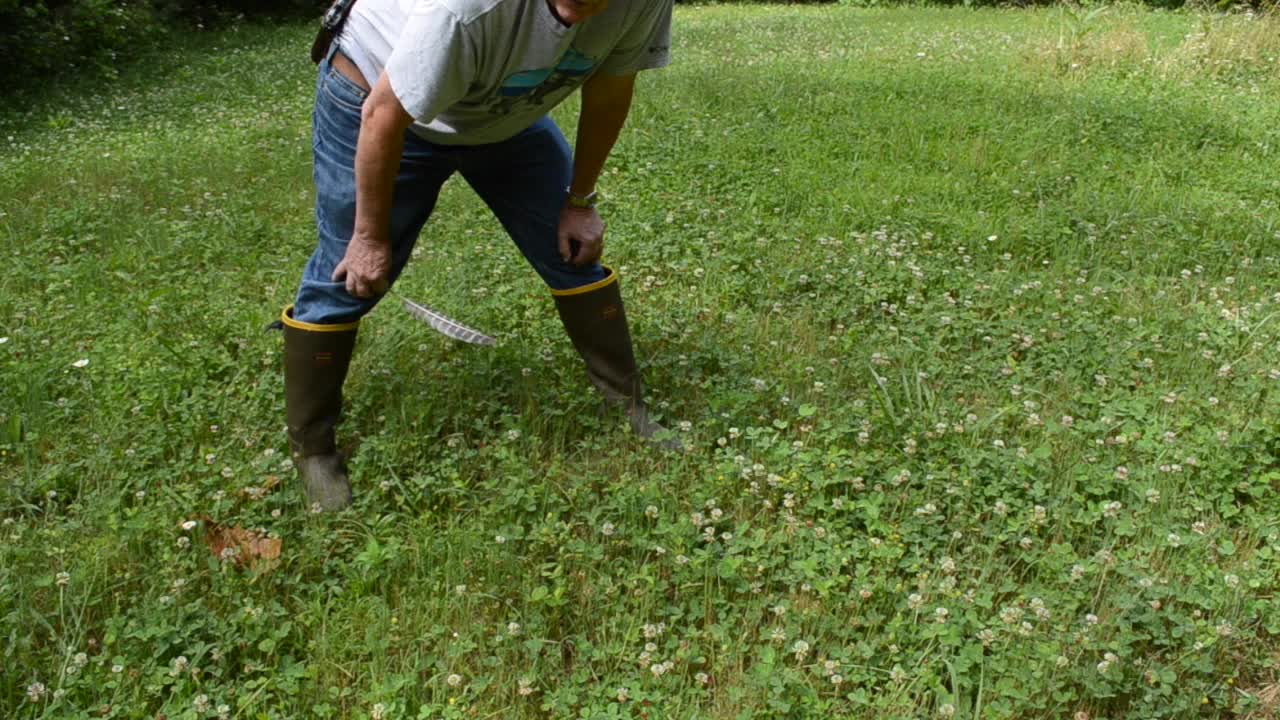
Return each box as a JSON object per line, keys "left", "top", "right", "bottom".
{"left": 311, "top": 0, "right": 359, "bottom": 64}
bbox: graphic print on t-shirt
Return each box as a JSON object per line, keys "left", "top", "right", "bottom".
{"left": 489, "top": 47, "right": 596, "bottom": 115}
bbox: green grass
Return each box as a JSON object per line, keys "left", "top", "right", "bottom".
{"left": 2, "top": 5, "right": 1280, "bottom": 719}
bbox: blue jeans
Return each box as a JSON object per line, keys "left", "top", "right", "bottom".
{"left": 293, "top": 54, "right": 609, "bottom": 325}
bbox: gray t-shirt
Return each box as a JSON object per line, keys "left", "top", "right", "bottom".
{"left": 339, "top": 0, "right": 672, "bottom": 145}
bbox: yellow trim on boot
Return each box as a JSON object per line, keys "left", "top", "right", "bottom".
{"left": 281, "top": 305, "right": 360, "bottom": 332}
{"left": 550, "top": 266, "right": 618, "bottom": 298}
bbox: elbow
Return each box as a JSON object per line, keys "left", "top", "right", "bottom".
{"left": 360, "top": 99, "right": 382, "bottom": 128}
{"left": 358, "top": 77, "right": 416, "bottom": 136}
{"left": 360, "top": 97, "right": 413, "bottom": 135}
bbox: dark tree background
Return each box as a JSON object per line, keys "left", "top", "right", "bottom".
{"left": 0, "top": 0, "right": 324, "bottom": 92}
{"left": 0, "top": 0, "right": 1268, "bottom": 94}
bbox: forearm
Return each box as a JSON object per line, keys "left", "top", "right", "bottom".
{"left": 353, "top": 77, "right": 414, "bottom": 242}
{"left": 571, "top": 73, "right": 636, "bottom": 197}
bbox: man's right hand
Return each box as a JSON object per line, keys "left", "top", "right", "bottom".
{"left": 332, "top": 233, "right": 391, "bottom": 299}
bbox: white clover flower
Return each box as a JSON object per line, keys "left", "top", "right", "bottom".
{"left": 1224, "top": 574, "right": 1239, "bottom": 588}
{"left": 600, "top": 522, "right": 615, "bottom": 537}
{"left": 934, "top": 607, "right": 950, "bottom": 623}
{"left": 913, "top": 503, "right": 938, "bottom": 517}
{"left": 791, "top": 639, "right": 810, "bottom": 661}
{"left": 1114, "top": 466, "right": 1129, "bottom": 480}
{"left": 55, "top": 571, "right": 70, "bottom": 587}
{"left": 518, "top": 678, "right": 535, "bottom": 696}
{"left": 643, "top": 622, "right": 665, "bottom": 639}
{"left": 1102, "top": 501, "right": 1123, "bottom": 519}
{"left": 1031, "top": 599, "right": 1051, "bottom": 621}
{"left": 908, "top": 593, "right": 925, "bottom": 610}
{"left": 769, "top": 627, "right": 787, "bottom": 643}
{"left": 977, "top": 628, "right": 995, "bottom": 646}
{"left": 446, "top": 673, "right": 463, "bottom": 687}
{"left": 616, "top": 687, "right": 630, "bottom": 702}
{"left": 194, "top": 694, "right": 211, "bottom": 713}
{"left": 993, "top": 501, "right": 1009, "bottom": 516}
{"left": 112, "top": 664, "right": 124, "bottom": 674}
{"left": 507, "top": 622, "right": 522, "bottom": 636}
{"left": 939, "top": 704, "right": 957, "bottom": 718}
{"left": 889, "top": 664, "right": 907, "bottom": 683}
{"left": 27, "top": 681, "right": 46, "bottom": 702}
{"left": 645, "top": 505, "right": 659, "bottom": 519}
{"left": 648, "top": 661, "right": 665, "bottom": 677}
{"left": 371, "top": 703, "right": 387, "bottom": 720}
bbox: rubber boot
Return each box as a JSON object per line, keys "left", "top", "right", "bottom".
{"left": 282, "top": 306, "right": 358, "bottom": 511}
{"left": 552, "top": 268, "right": 681, "bottom": 451}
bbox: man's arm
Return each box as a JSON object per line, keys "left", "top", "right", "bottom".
{"left": 332, "top": 74, "right": 416, "bottom": 299}
{"left": 559, "top": 71, "right": 637, "bottom": 266}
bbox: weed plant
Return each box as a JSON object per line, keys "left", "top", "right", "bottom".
{"left": 1, "top": 6, "right": 1279, "bottom": 719}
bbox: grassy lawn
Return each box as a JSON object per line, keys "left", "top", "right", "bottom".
{"left": 2, "top": 5, "right": 1279, "bottom": 718}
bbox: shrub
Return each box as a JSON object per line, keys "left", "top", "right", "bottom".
{"left": 0, "top": 0, "right": 324, "bottom": 93}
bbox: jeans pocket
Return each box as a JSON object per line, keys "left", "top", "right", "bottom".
{"left": 321, "top": 63, "right": 370, "bottom": 113}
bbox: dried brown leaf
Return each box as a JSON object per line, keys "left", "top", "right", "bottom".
{"left": 199, "top": 516, "right": 282, "bottom": 571}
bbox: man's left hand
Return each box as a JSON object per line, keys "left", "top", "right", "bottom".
{"left": 558, "top": 205, "right": 605, "bottom": 266}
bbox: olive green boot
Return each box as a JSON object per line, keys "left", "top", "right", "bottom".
{"left": 282, "top": 306, "right": 358, "bottom": 511}
{"left": 552, "top": 268, "right": 681, "bottom": 450}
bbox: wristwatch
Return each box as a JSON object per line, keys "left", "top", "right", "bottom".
{"left": 566, "top": 189, "right": 598, "bottom": 209}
